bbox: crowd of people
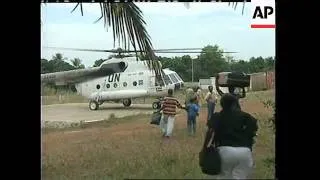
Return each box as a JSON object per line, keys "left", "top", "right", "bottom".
{"left": 157, "top": 85, "right": 258, "bottom": 179}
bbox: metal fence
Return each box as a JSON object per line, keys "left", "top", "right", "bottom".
{"left": 249, "top": 71, "right": 275, "bottom": 91}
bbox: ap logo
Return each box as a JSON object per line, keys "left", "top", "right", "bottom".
{"left": 251, "top": 0, "right": 276, "bottom": 28}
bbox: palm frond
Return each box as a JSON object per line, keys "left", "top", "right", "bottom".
{"left": 72, "top": 3, "right": 161, "bottom": 75}
{"left": 228, "top": 1, "right": 247, "bottom": 15}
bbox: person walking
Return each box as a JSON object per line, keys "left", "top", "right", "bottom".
{"left": 195, "top": 86, "right": 202, "bottom": 105}
{"left": 186, "top": 96, "right": 200, "bottom": 136}
{"left": 205, "top": 85, "right": 218, "bottom": 122}
{"left": 159, "top": 89, "right": 183, "bottom": 138}
{"left": 203, "top": 93, "right": 258, "bottom": 179}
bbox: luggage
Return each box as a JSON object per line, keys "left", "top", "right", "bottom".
{"left": 217, "top": 72, "right": 250, "bottom": 88}
{"left": 199, "top": 145, "right": 221, "bottom": 175}
{"left": 199, "top": 115, "right": 222, "bottom": 175}
{"left": 150, "top": 110, "right": 162, "bottom": 125}
{"left": 185, "top": 88, "right": 195, "bottom": 105}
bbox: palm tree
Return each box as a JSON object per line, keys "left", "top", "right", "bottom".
{"left": 41, "top": 2, "right": 246, "bottom": 76}
{"left": 52, "top": 53, "right": 66, "bottom": 61}
{"left": 70, "top": 58, "right": 85, "bottom": 69}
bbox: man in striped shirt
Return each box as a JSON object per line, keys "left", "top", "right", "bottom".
{"left": 160, "top": 89, "right": 184, "bottom": 138}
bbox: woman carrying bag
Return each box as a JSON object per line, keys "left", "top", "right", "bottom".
{"left": 200, "top": 93, "right": 258, "bottom": 179}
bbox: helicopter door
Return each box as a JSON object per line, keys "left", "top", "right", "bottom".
{"left": 75, "top": 83, "right": 82, "bottom": 95}
{"left": 149, "top": 75, "right": 163, "bottom": 92}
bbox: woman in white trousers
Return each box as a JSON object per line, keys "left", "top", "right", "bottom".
{"left": 204, "top": 93, "right": 258, "bottom": 179}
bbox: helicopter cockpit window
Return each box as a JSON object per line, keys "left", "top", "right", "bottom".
{"left": 174, "top": 73, "right": 183, "bottom": 81}
{"left": 133, "top": 81, "right": 137, "bottom": 86}
{"left": 169, "top": 74, "right": 178, "bottom": 83}
{"left": 96, "top": 84, "right": 101, "bottom": 90}
{"left": 106, "top": 84, "right": 110, "bottom": 88}
{"left": 163, "top": 75, "right": 172, "bottom": 85}
{"left": 114, "top": 83, "right": 118, "bottom": 88}
{"left": 123, "top": 82, "right": 127, "bottom": 87}
{"left": 139, "top": 80, "right": 143, "bottom": 85}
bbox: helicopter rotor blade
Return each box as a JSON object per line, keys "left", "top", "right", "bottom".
{"left": 43, "top": 47, "right": 123, "bottom": 53}
{"left": 154, "top": 51, "right": 238, "bottom": 53}
{"left": 44, "top": 47, "right": 204, "bottom": 52}
{"left": 154, "top": 48, "right": 203, "bottom": 51}
{"left": 43, "top": 47, "right": 238, "bottom": 54}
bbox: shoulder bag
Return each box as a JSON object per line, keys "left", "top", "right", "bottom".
{"left": 199, "top": 118, "right": 221, "bottom": 175}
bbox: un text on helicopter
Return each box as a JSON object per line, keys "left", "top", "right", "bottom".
{"left": 107, "top": 73, "right": 120, "bottom": 83}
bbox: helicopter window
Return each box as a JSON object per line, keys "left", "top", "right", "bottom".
{"left": 169, "top": 74, "right": 178, "bottom": 83}
{"left": 139, "top": 80, "right": 143, "bottom": 85}
{"left": 114, "top": 83, "right": 118, "bottom": 88}
{"left": 133, "top": 81, "right": 137, "bottom": 86}
{"left": 123, "top": 82, "right": 127, "bottom": 87}
{"left": 96, "top": 84, "right": 100, "bottom": 89}
{"left": 106, "top": 84, "right": 110, "bottom": 88}
{"left": 163, "top": 75, "right": 172, "bottom": 85}
{"left": 174, "top": 73, "right": 183, "bottom": 81}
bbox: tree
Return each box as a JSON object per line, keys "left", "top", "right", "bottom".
{"left": 198, "top": 45, "right": 229, "bottom": 78}
{"left": 41, "top": 59, "right": 50, "bottom": 74}
{"left": 48, "top": 54, "right": 75, "bottom": 73}
{"left": 230, "top": 60, "right": 250, "bottom": 73}
{"left": 70, "top": 58, "right": 85, "bottom": 69}
{"left": 52, "top": 53, "right": 66, "bottom": 61}
{"left": 93, "top": 59, "right": 106, "bottom": 67}
{"left": 264, "top": 56, "right": 275, "bottom": 71}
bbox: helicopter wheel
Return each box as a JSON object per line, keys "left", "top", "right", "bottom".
{"left": 152, "top": 101, "right": 160, "bottom": 109}
{"left": 89, "top": 100, "right": 99, "bottom": 111}
{"left": 123, "top": 99, "right": 132, "bottom": 107}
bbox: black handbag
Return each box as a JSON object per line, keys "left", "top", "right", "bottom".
{"left": 199, "top": 122, "right": 221, "bottom": 175}
{"left": 150, "top": 110, "right": 161, "bottom": 125}
{"left": 199, "top": 145, "right": 221, "bottom": 175}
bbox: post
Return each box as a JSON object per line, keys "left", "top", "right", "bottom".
{"left": 191, "top": 58, "right": 194, "bottom": 83}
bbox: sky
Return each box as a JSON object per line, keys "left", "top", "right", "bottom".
{"left": 41, "top": 2, "right": 275, "bottom": 67}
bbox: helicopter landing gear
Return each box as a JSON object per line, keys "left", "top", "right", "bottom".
{"left": 89, "top": 100, "right": 99, "bottom": 111}
{"left": 123, "top": 99, "right": 132, "bottom": 107}
{"left": 152, "top": 97, "right": 163, "bottom": 110}
{"left": 152, "top": 101, "right": 161, "bottom": 109}
{"left": 98, "top": 101, "right": 104, "bottom": 105}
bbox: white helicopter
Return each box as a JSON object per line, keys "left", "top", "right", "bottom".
{"left": 41, "top": 47, "right": 237, "bottom": 110}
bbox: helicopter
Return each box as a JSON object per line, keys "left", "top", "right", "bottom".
{"left": 41, "top": 47, "right": 237, "bottom": 110}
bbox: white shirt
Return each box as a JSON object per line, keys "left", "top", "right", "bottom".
{"left": 205, "top": 91, "right": 217, "bottom": 103}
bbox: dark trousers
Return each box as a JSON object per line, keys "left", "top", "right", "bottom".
{"left": 207, "top": 102, "right": 216, "bottom": 121}
{"left": 187, "top": 116, "right": 197, "bottom": 135}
